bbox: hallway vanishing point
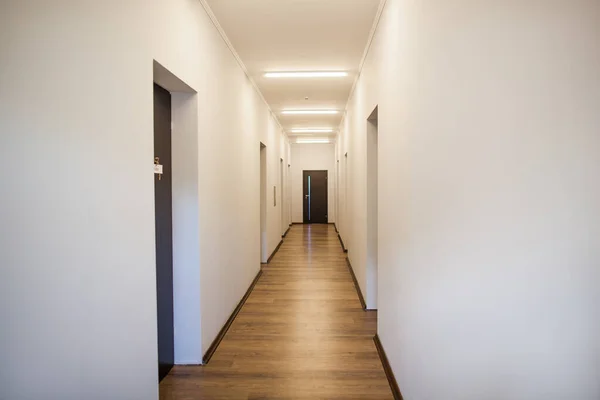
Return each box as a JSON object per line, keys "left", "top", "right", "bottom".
{"left": 160, "top": 224, "right": 393, "bottom": 399}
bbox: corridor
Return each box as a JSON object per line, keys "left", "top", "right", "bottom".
{"left": 4, "top": 1, "right": 600, "bottom": 399}
{"left": 160, "top": 224, "right": 393, "bottom": 399}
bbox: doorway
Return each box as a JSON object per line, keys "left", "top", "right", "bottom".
{"left": 303, "top": 170, "right": 328, "bottom": 224}
{"left": 260, "top": 143, "right": 267, "bottom": 263}
{"left": 343, "top": 152, "right": 349, "bottom": 251}
{"left": 280, "top": 158, "right": 285, "bottom": 236}
{"left": 366, "top": 106, "right": 378, "bottom": 309}
{"left": 288, "top": 163, "right": 292, "bottom": 226}
{"left": 336, "top": 159, "right": 340, "bottom": 230}
{"left": 154, "top": 83, "right": 174, "bottom": 381}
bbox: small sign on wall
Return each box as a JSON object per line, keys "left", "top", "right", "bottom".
{"left": 154, "top": 157, "right": 163, "bottom": 180}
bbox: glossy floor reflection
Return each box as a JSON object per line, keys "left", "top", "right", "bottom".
{"left": 159, "top": 224, "right": 392, "bottom": 400}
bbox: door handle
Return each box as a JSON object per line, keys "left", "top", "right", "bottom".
{"left": 305, "top": 194, "right": 310, "bottom": 199}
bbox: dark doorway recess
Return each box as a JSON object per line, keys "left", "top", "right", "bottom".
{"left": 154, "top": 83, "right": 174, "bottom": 382}
{"left": 303, "top": 170, "right": 328, "bottom": 224}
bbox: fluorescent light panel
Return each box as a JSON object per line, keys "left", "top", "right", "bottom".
{"left": 281, "top": 110, "right": 338, "bottom": 115}
{"left": 291, "top": 128, "right": 334, "bottom": 133}
{"left": 265, "top": 71, "right": 348, "bottom": 78}
{"left": 296, "top": 138, "right": 331, "bottom": 144}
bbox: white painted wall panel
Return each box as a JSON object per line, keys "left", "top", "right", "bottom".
{"left": 0, "top": 1, "right": 288, "bottom": 399}
{"left": 338, "top": 0, "right": 600, "bottom": 398}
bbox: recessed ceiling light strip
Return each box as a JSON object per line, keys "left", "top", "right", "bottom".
{"left": 296, "top": 138, "right": 331, "bottom": 144}
{"left": 281, "top": 110, "right": 338, "bottom": 115}
{"left": 265, "top": 71, "right": 348, "bottom": 78}
{"left": 290, "top": 128, "right": 334, "bottom": 133}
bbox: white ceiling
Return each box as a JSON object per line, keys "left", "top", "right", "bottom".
{"left": 204, "top": 0, "right": 382, "bottom": 138}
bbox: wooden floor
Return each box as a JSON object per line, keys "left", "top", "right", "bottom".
{"left": 160, "top": 224, "right": 393, "bottom": 400}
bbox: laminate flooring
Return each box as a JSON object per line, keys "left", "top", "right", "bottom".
{"left": 159, "top": 224, "right": 392, "bottom": 400}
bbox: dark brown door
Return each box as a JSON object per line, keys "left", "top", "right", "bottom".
{"left": 303, "top": 170, "right": 328, "bottom": 223}
{"left": 154, "top": 83, "right": 174, "bottom": 382}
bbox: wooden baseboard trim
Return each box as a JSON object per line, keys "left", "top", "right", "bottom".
{"left": 333, "top": 223, "right": 339, "bottom": 233}
{"left": 265, "top": 239, "right": 283, "bottom": 264}
{"left": 282, "top": 226, "right": 291, "bottom": 238}
{"left": 374, "top": 335, "right": 403, "bottom": 400}
{"left": 338, "top": 233, "right": 348, "bottom": 252}
{"left": 202, "top": 268, "right": 263, "bottom": 364}
{"left": 345, "top": 257, "right": 367, "bottom": 310}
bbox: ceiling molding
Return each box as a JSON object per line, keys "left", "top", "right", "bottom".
{"left": 338, "top": 0, "right": 388, "bottom": 129}
{"left": 197, "top": 0, "right": 286, "bottom": 134}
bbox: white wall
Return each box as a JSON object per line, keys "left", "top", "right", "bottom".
{"left": 290, "top": 143, "right": 336, "bottom": 223}
{"left": 279, "top": 135, "right": 291, "bottom": 235}
{"left": 0, "top": 1, "right": 289, "bottom": 399}
{"left": 260, "top": 143, "right": 268, "bottom": 262}
{"left": 338, "top": 0, "right": 600, "bottom": 399}
{"left": 366, "top": 118, "right": 378, "bottom": 309}
{"left": 170, "top": 90, "right": 201, "bottom": 364}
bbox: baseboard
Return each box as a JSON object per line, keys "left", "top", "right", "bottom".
{"left": 373, "top": 335, "right": 403, "bottom": 400}
{"left": 333, "top": 223, "right": 339, "bottom": 233}
{"left": 158, "top": 363, "right": 173, "bottom": 382}
{"left": 202, "top": 268, "right": 263, "bottom": 364}
{"left": 264, "top": 239, "right": 283, "bottom": 264}
{"left": 338, "top": 233, "right": 348, "bottom": 252}
{"left": 282, "top": 226, "right": 291, "bottom": 238}
{"left": 345, "top": 257, "right": 367, "bottom": 310}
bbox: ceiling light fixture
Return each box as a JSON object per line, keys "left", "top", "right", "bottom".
{"left": 296, "top": 138, "right": 331, "bottom": 144}
{"left": 281, "top": 110, "right": 338, "bottom": 115}
{"left": 291, "top": 128, "right": 334, "bottom": 133}
{"left": 265, "top": 71, "right": 348, "bottom": 78}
